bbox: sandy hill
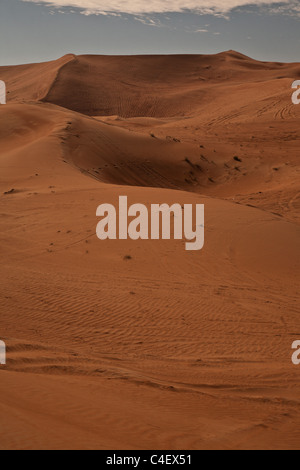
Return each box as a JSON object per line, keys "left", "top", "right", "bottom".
{"left": 1, "top": 51, "right": 300, "bottom": 116}
{"left": 2, "top": 52, "right": 300, "bottom": 221}
{"left": 0, "top": 53, "right": 300, "bottom": 450}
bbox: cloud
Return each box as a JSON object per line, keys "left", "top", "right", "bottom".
{"left": 21, "top": 0, "right": 300, "bottom": 17}
{"left": 134, "top": 16, "right": 162, "bottom": 26}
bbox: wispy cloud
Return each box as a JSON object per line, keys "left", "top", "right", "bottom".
{"left": 21, "top": 0, "right": 300, "bottom": 17}
{"left": 134, "top": 16, "right": 162, "bottom": 27}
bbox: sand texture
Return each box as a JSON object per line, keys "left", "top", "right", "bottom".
{"left": 0, "top": 52, "right": 300, "bottom": 449}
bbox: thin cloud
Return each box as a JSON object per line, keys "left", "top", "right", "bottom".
{"left": 21, "top": 0, "right": 299, "bottom": 17}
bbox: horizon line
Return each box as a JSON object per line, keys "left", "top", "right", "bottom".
{"left": 1, "top": 49, "right": 300, "bottom": 68}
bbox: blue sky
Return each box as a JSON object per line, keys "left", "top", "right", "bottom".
{"left": 0, "top": 0, "right": 299, "bottom": 65}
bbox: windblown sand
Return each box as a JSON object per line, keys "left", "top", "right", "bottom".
{"left": 0, "top": 52, "right": 300, "bottom": 450}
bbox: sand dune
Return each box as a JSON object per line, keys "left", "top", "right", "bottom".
{"left": 2, "top": 52, "right": 300, "bottom": 116}
{"left": 0, "top": 52, "right": 300, "bottom": 450}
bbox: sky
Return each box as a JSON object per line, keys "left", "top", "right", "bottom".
{"left": 0, "top": 0, "right": 299, "bottom": 65}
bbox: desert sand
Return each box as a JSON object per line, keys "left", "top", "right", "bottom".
{"left": 0, "top": 52, "right": 300, "bottom": 450}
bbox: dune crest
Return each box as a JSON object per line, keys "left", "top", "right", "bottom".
{"left": 2, "top": 52, "right": 300, "bottom": 117}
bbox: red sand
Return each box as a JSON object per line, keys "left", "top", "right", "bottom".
{"left": 0, "top": 52, "right": 300, "bottom": 450}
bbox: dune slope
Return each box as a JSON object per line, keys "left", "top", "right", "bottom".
{"left": 2, "top": 52, "right": 300, "bottom": 117}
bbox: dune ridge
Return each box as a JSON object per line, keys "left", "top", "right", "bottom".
{"left": 2, "top": 52, "right": 300, "bottom": 116}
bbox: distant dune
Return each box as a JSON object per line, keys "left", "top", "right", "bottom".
{"left": 2, "top": 51, "right": 300, "bottom": 117}
{"left": 0, "top": 53, "right": 300, "bottom": 450}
